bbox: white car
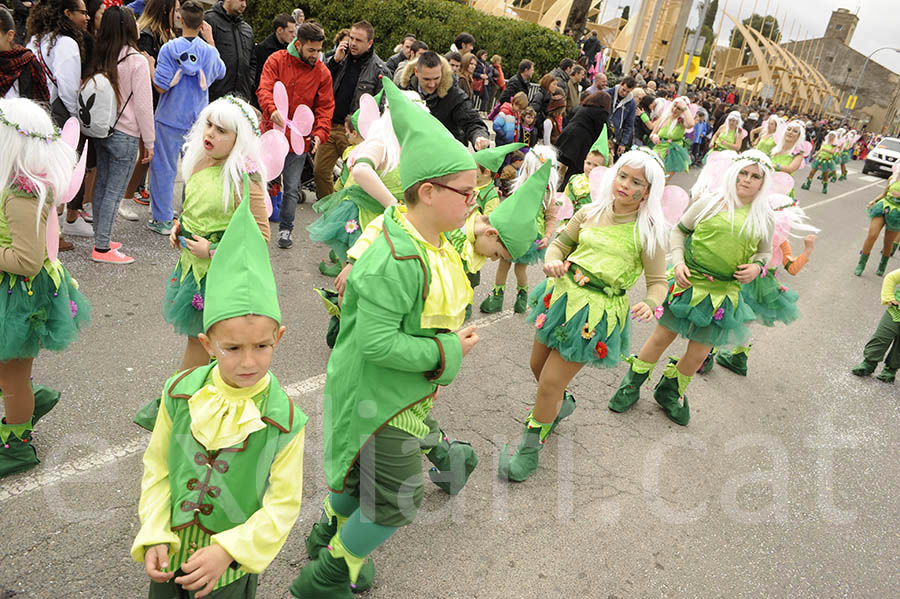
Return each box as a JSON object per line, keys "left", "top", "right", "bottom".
{"left": 862, "top": 137, "right": 900, "bottom": 177}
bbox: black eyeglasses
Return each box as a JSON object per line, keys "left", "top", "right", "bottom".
{"left": 71, "top": 8, "right": 89, "bottom": 14}
{"left": 430, "top": 181, "right": 476, "bottom": 202}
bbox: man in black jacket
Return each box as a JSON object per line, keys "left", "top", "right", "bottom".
{"left": 496, "top": 59, "right": 534, "bottom": 106}
{"left": 385, "top": 33, "right": 415, "bottom": 76}
{"left": 313, "top": 19, "right": 389, "bottom": 199}
{"left": 204, "top": 0, "right": 254, "bottom": 102}
{"left": 398, "top": 51, "right": 489, "bottom": 150}
{"left": 250, "top": 13, "right": 295, "bottom": 109}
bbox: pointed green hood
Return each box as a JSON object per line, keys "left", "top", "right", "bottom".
{"left": 489, "top": 160, "right": 552, "bottom": 260}
{"left": 474, "top": 142, "right": 527, "bottom": 173}
{"left": 202, "top": 176, "right": 281, "bottom": 331}
{"left": 589, "top": 125, "right": 609, "bottom": 163}
{"left": 382, "top": 78, "right": 476, "bottom": 190}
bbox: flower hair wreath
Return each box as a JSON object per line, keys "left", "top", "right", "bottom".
{"left": 0, "top": 109, "right": 60, "bottom": 143}
{"left": 634, "top": 146, "right": 665, "bottom": 170}
{"left": 223, "top": 96, "right": 261, "bottom": 137}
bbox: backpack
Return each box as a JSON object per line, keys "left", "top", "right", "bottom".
{"left": 77, "top": 53, "right": 136, "bottom": 138}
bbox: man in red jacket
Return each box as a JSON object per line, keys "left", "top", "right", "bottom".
{"left": 258, "top": 21, "right": 335, "bottom": 249}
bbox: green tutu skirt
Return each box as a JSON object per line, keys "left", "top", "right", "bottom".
{"left": 308, "top": 185, "right": 383, "bottom": 262}
{"left": 525, "top": 279, "right": 629, "bottom": 368}
{"left": 512, "top": 237, "right": 546, "bottom": 265}
{"left": 0, "top": 266, "right": 91, "bottom": 361}
{"left": 868, "top": 199, "right": 900, "bottom": 232}
{"left": 739, "top": 270, "right": 799, "bottom": 327}
{"left": 162, "top": 262, "right": 207, "bottom": 338}
{"left": 658, "top": 284, "right": 755, "bottom": 347}
{"left": 810, "top": 156, "right": 836, "bottom": 172}
{"left": 655, "top": 141, "right": 691, "bottom": 173}
{"left": 839, "top": 150, "right": 851, "bottom": 164}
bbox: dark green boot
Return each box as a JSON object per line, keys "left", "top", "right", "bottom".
{"left": 479, "top": 285, "right": 504, "bottom": 313}
{"left": 329, "top": 249, "right": 339, "bottom": 264}
{"left": 319, "top": 260, "right": 342, "bottom": 277}
{"left": 498, "top": 415, "right": 552, "bottom": 482}
{"left": 291, "top": 545, "right": 354, "bottom": 599}
{"left": 304, "top": 498, "right": 374, "bottom": 593}
{"left": 800, "top": 179, "right": 811, "bottom": 190}
{"left": 854, "top": 253, "right": 869, "bottom": 276}
{"left": 850, "top": 360, "right": 877, "bottom": 376}
{"left": 715, "top": 345, "right": 750, "bottom": 376}
{"left": 608, "top": 356, "right": 655, "bottom": 412}
{"left": 653, "top": 363, "right": 691, "bottom": 426}
{"left": 465, "top": 303, "right": 472, "bottom": 321}
{"left": 697, "top": 348, "right": 718, "bottom": 375}
{"left": 822, "top": 181, "right": 828, "bottom": 194}
{"left": 0, "top": 420, "right": 38, "bottom": 478}
{"left": 549, "top": 389, "right": 577, "bottom": 433}
{"left": 876, "top": 255, "right": 889, "bottom": 276}
{"left": 891, "top": 241, "right": 898, "bottom": 257}
{"left": 32, "top": 384, "right": 60, "bottom": 425}
{"left": 876, "top": 366, "right": 896, "bottom": 383}
{"left": 513, "top": 286, "right": 529, "bottom": 313}
{"left": 426, "top": 434, "right": 479, "bottom": 495}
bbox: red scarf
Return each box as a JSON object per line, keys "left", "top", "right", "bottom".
{"left": 0, "top": 46, "right": 50, "bottom": 103}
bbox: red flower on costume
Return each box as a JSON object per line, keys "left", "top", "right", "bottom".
{"left": 543, "top": 292, "right": 552, "bottom": 309}
{"left": 594, "top": 340, "right": 608, "bottom": 359}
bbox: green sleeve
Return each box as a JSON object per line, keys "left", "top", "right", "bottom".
{"left": 429, "top": 332, "right": 463, "bottom": 385}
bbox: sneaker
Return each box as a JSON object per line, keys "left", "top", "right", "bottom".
{"left": 278, "top": 229, "right": 292, "bottom": 249}
{"left": 118, "top": 204, "right": 139, "bottom": 221}
{"left": 132, "top": 191, "right": 150, "bottom": 206}
{"left": 91, "top": 247, "right": 134, "bottom": 264}
{"left": 80, "top": 204, "right": 93, "bottom": 223}
{"left": 62, "top": 215, "right": 94, "bottom": 237}
{"left": 146, "top": 219, "right": 173, "bottom": 235}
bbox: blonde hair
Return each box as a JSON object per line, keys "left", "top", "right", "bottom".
{"left": 512, "top": 145, "right": 558, "bottom": 210}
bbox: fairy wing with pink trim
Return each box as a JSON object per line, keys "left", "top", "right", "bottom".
{"left": 357, "top": 93, "right": 380, "bottom": 139}
{"left": 47, "top": 118, "right": 88, "bottom": 260}
{"left": 555, "top": 191, "right": 574, "bottom": 221}
{"left": 661, "top": 185, "right": 689, "bottom": 226}
{"left": 273, "top": 80, "right": 314, "bottom": 154}
{"left": 588, "top": 164, "right": 610, "bottom": 201}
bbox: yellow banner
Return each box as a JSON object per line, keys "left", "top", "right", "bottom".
{"left": 682, "top": 55, "right": 701, "bottom": 84}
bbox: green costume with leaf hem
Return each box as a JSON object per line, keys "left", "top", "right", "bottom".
{"left": 868, "top": 181, "right": 900, "bottom": 232}
{"left": 653, "top": 120, "right": 691, "bottom": 173}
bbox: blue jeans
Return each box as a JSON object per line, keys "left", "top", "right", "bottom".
{"left": 278, "top": 151, "right": 307, "bottom": 232}
{"left": 149, "top": 121, "right": 189, "bottom": 223}
{"left": 92, "top": 130, "right": 140, "bottom": 251}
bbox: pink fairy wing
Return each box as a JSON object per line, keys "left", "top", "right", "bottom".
{"left": 62, "top": 139, "right": 88, "bottom": 205}
{"left": 61, "top": 117, "right": 80, "bottom": 148}
{"left": 661, "top": 185, "right": 689, "bottom": 226}
{"left": 46, "top": 209, "right": 60, "bottom": 261}
{"left": 555, "top": 191, "right": 574, "bottom": 221}
{"left": 688, "top": 103, "right": 700, "bottom": 118}
{"left": 771, "top": 172, "right": 795, "bottom": 195}
{"left": 588, "top": 165, "right": 609, "bottom": 201}
{"left": 357, "top": 94, "right": 379, "bottom": 138}
{"left": 289, "top": 126, "right": 306, "bottom": 155}
{"left": 290, "top": 104, "right": 315, "bottom": 136}
{"left": 273, "top": 81, "right": 289, "bottom": 133}
{"left": 260, "top": 129, "right": 289, "bottom": 180}
{"left": 795, "top": 140, "right": 812, "bottom": 158}
{"left": 703, "top": 151, "right": 734, "bottom": 191}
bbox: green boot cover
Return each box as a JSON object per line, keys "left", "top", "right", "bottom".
{"left": 876, "top": 366, "right": 896, "bottom": 383}
{"left": 876, "top": 255, "right": 889, "bottom": 277}
{"left": 0, "top": 419, "right": 38, "bottom": 478}
{"left": 653, "top": 364, "right": 691, "bottom": 426}
{"left": 514, "top": 285, "right": 529, "bottom": 313}
{"left": 479, "top": 285, "right": 505, "bottom": 313}
{"left": 854, "top": 253, "right": 869, "bottom": 276}
{"left": 822, "top": 181, "right": 828, "bottom": 194}
{"left": 329, "top": 249, "right": 339, "bottom": 264}
{"left": 800, "top": 179, "right": 811, "bottom": 190}
{"left": 892, "top": 242, "right": 898, "bottom": 257}
{"left": 426, "top": 433, "right": 479, "bottom": 495}
{"left": 716, "top": 345, "right": 750, "bottom": 376}
{"left": 498, "top": 414, "right": 551, "bottom": 482}
{"left": 465, "top": 303, "right": 473, "bottom": 321}
{"left": 305, "top": 495, "right": 346, "bottom": 559}
{"left": 697, "top": 348, "right": 718, "bottom": 375}
{"left": 608, "top": 356, "right": 655, "bottom": 412}
{"left": 319, "top": 260, "right": 343, "bottom": 277}
{"left": 31, "top": 384, "right": 61, "bottom": 425}
{"left": 850, "top": 360, "right": 877, "bottom": 376}
{"left": 549, "top": 389, "right": 577, "bottom": 433}
{"left": 290, "top": 544, "right": 354, "bottom": 599}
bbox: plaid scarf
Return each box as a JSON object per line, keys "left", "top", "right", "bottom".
{"left": 0, "top": 46, "right": 50, "bottom": 103}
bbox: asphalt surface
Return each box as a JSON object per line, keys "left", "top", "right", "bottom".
{"left": 0, "top": 162, "right": 897, "bottom": 598}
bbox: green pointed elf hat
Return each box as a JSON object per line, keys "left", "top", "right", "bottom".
{"left": 202, "top": 177, "right": 281, "bottom": 331}
{"left": 489, "top": 160, "right": 552, "bottom": 260}
{"left": 474, "top": 142, "right": 527, "bottom": 173}
{"left": 589, "top": 125, "right": 610, "bottom": 162}
{"left": 381, "top": 78, "right": 476, "bottom": 190}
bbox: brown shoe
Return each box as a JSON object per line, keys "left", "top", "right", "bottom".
{"left": 58, "top": 236, "right": 74, "bottom": 252}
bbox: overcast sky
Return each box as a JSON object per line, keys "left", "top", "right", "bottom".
{"left": 600, "top": 0, "right": 900, "bottom": 75}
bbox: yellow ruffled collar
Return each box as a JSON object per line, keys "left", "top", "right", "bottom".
{"left": 188, "top": 366, "right": 270, "bottom": 451}
{"left": 461, "top": 210, "right": 487, "bottom": 273}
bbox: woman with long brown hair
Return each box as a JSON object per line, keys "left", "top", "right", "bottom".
{"left": 459, "top": 52, "right": 476, "bottom": 100}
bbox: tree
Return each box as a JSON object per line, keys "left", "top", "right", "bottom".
{"left": 621, "top": 5, "right": 630, "bottom": 20}
{"left": 702, "top": 0, "right": 718, "bottom": 31}
{"left": 730, "top": 13, "right": 781, "bottom": 65}
{"left": 565, "top": 0, "right": 593, "bottom": 42}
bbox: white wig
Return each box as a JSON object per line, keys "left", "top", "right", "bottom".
{"left": 726, "top": 110, "right": 743, "bottom": 129}
{"left": 762, "top": 114, "right": 782, "bottom": 134}
{"left": 771, "top": 120, "right": 805, "bottom": 157}
{"left": 0, "top": 98, "right": 77, "bottom": 231}
{"left": 689, "top": 150, "right": 737, "bottom": 200}
{"left": 513, "top": 144, "right": 559, "bottom": 209}
{"left": 659, "top": 95, "right": 690, "bottom": 125}
{"left": 181, "top": 96, "right": 265, "bottom": 213}
{"left": 583, "top": 149, "right": 669, "bottom": 258}
{"left": 650, "top": 97, "right": 667, "bottom": 121}
{"left": 349, "top": 109, "right": 400, "bottom": 175}
{"left": 692, "top": 149, "right": 775, "bottom": 241}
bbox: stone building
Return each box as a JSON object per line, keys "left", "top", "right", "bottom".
{"left": 781, "top": 8, "right": 900, "bottom": 133}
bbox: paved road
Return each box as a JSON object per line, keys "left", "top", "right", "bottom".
{"left": 0, "top": 163, "right": 897, "bottom": 598}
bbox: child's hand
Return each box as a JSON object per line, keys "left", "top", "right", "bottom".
{"left": 734, "top": 263, "right": 761, "bottom": 283}
{"left": 144, "top": 544, "right": 174, "bottom": 583}
{"left": 199, "top": 22, "right": 215, "bottom": 46}
{"left": 186, "top": 235, "right": 212, "bottom": 259}
{"left": 270, "top": 110, "right": 285, "bottom": 128}
{"left": 867, "top": 198, "right": 877, "bottom": 208}
{"left": 674, "top": 263, "right": 692, "bottom": 288}
{"left": 456, "top": 325, "right": 480, "bottom": 357}
{"left": 650, "top": 133, "right": 660, "bottom": 145}
{"left": 543, "top": 260, "right": 569, "bottom": 278}
{"left": 630, "top": 302, "right": 653, "bottom": 322}
{"left": 536, "top": 236, "right": 550, "bottom": 250}
{"left": 803, "top": 234, "right": 817, "bottom": 253}
{"left": 174, "top": 544, "right": 233, "bottom": 598}
{"left": 169, "top": 219, "right": 180, "bottom": 250}
{"left": 335, "top": 263, "right": 352, "bottom": 296}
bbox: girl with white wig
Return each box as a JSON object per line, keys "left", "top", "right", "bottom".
{"left": 708, "top": 110, "right": 745, "bottom": 154}
{"left": 499, "top": 148, "right": 671, "bottom": 482}
{"left": 0, "top": 98, "right": 91, "bottom": 477}
{"left": 165, "top": 96, "right": 272, "bottom": 372}
{"left": 751, "top": 114, "right": 782, "bottom": 155}
{"left": 608, "top": 149, "right": 776, "bottom": 426}
{"left": 855, "top": 166, "right": 900, "bottom": 276}
{"left": 650, "top": 95, "right": 695, "bottom": 177}
{"left": 801, "top": 130, "right": 839, "bottom": 194}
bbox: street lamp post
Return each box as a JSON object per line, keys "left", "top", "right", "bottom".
{"left": 844, "top": 46, "right": 900, "bottom": 123}
{"left": 678, "top": 0, "right": 713, "bottom": 96}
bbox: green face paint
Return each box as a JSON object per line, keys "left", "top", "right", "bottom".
{"left": 632, "top": 190, "right": 644, "bottom": 202}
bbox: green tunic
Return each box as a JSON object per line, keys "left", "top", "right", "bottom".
{"left": 323, "top": 205, "right": 464, "bottom": 492}
{"left": 755, "top": 135, "right": 776, "bottom": 155}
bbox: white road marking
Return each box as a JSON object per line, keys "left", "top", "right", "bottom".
{"left": 0, "top": 311, "right": 515, "bottom": 502}
{"left": 803, "top": 180, "right": 883, "bottom": 211}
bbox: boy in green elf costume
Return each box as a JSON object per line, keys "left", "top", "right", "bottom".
{"left": 564, "top": 125, "right": 610, "bottom": 213}
{"left": 132, "top": 180, "right": 307, "bottom": 599}
{"left": 290, "top": 78, "right": 484, "bottom": 598}
{"left": 472, "top": 142, "right": 526, "bottom": 215}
